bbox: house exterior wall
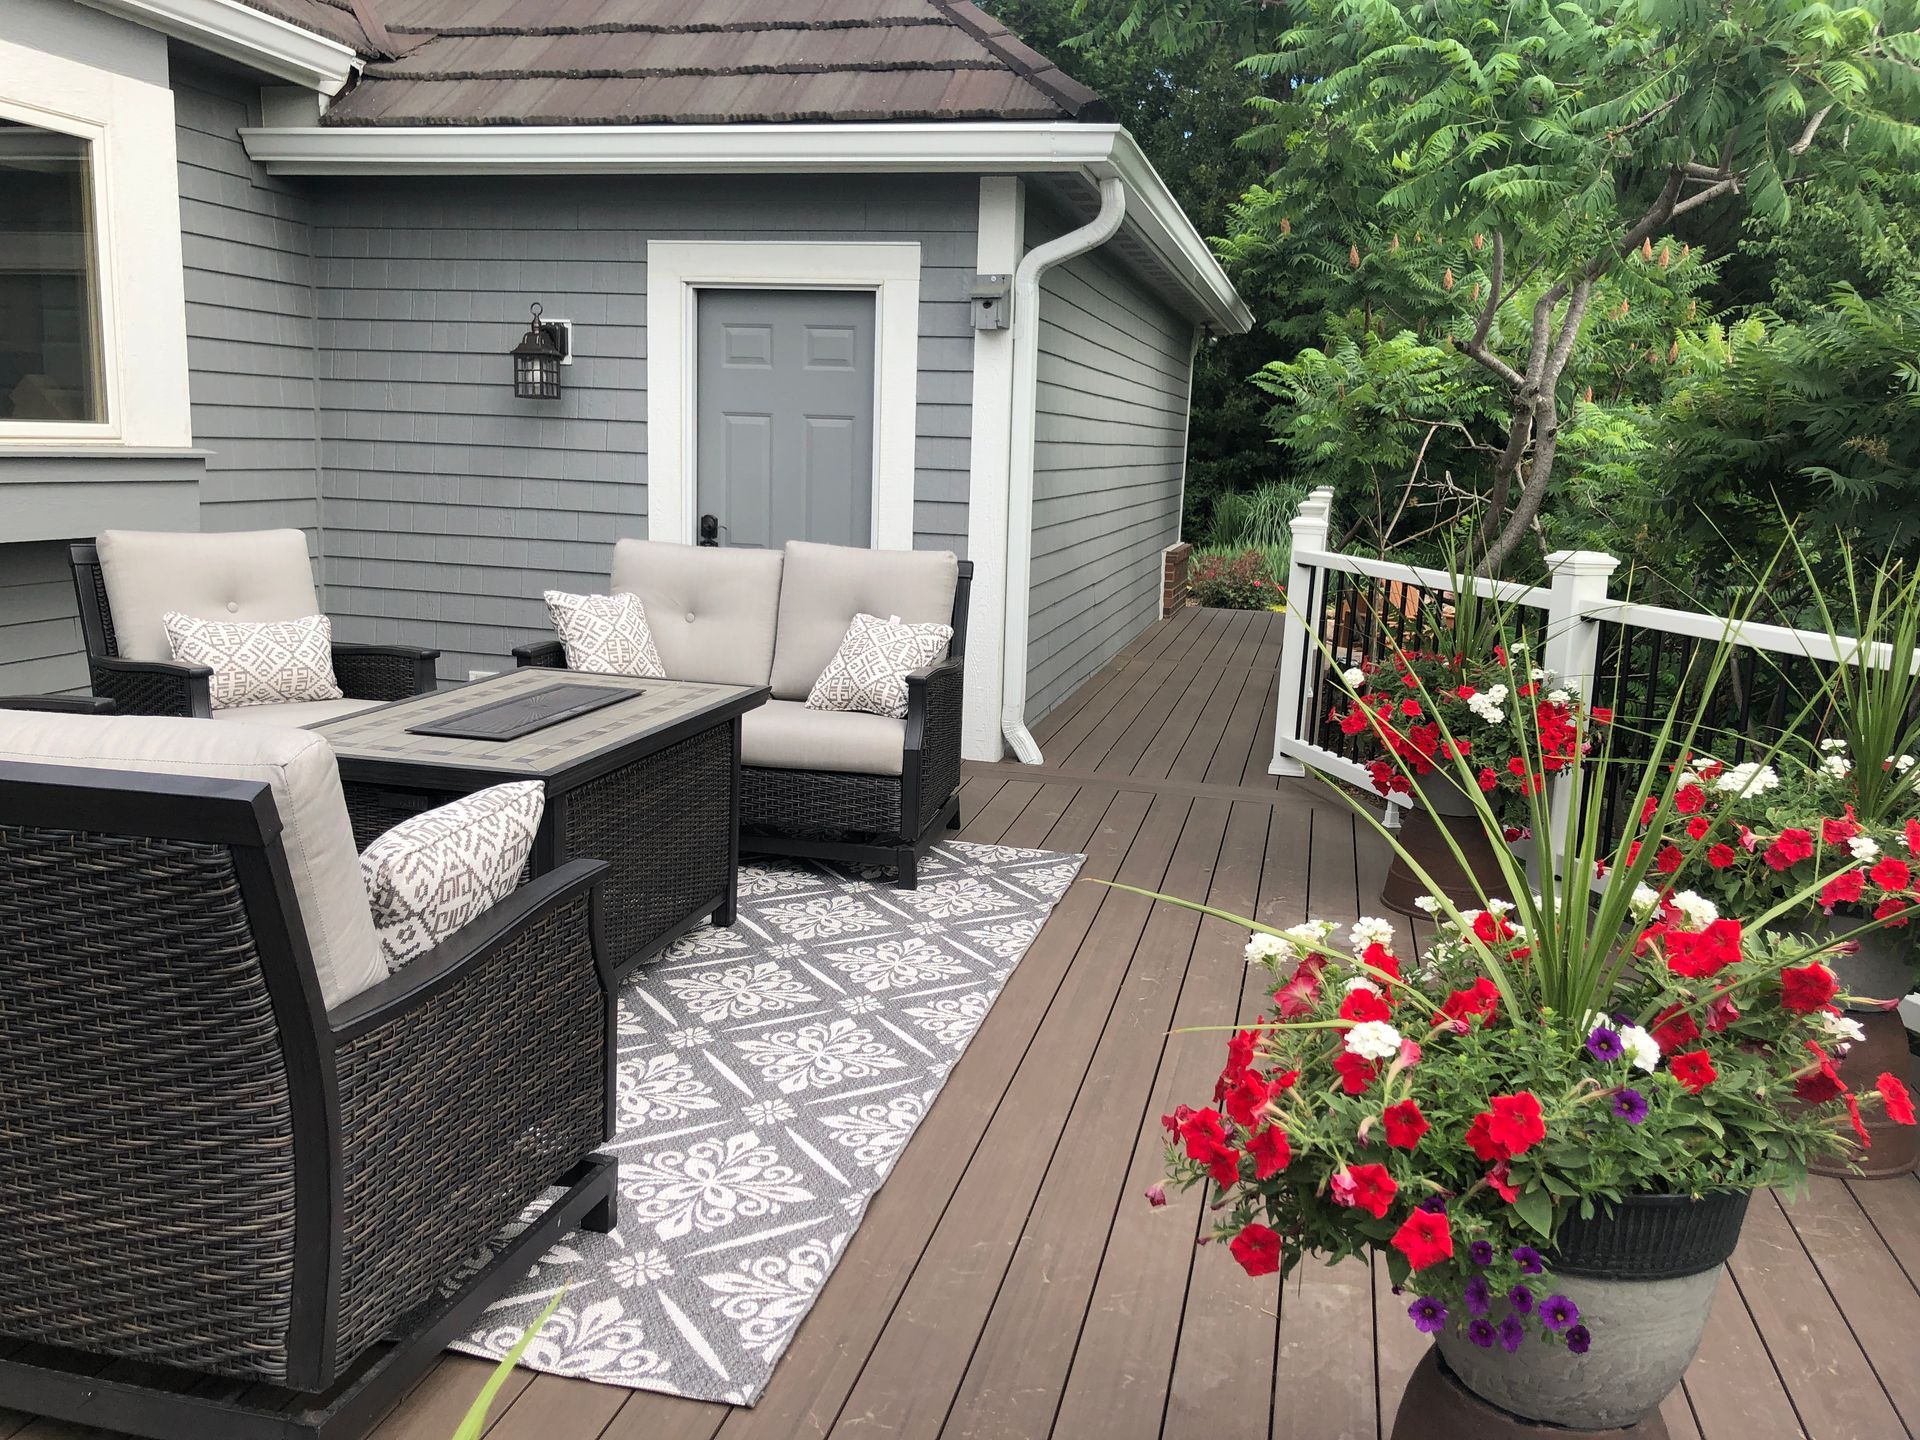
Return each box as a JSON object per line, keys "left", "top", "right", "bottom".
{"left": 1025, "top": 220, "right": 1198, "bottom": 724}
{"left": 173, "top": 61, "right": 323, "bottom": 548}
{"left": 0, "top": 542, "right": 88, "bottom": 695}
{"left": 306, "top": 176, "right": 977, "bottom": 679}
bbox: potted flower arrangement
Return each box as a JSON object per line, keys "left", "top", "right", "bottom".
{"left": 1659, "top": 744, "right": 1920, "bottom": 1174}
{"left": 1333, "top": 639, "right": 1602, "bottom": 912}
{"left": 1128, "top": 624, "right": 1917, "bottom": 1434}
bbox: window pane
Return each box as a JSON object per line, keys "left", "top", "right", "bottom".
{"left": 0, "top": 118, "right": 104, "bottom": 424}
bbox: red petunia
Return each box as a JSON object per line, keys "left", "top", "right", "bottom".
{"left": 1879, "top": 1073, "right": 1917, "bottom": 1127}
{"left": 1664, "top": 918, "right": 1744, "bottom": 979}
{"left": 1875, "top": 897, "right": 1915, "bottom": 928}
{"left": 1382, "top": 1099, "right": 1429, "bottom": 1150}
{"left": 1669, "top": 1049, "right": 1718, "bottom": 1094}
{"left": 1765, "top": 828, "right": 1815, "bottom": 871}
{"left": 1795, "top": 1042, "right": 1848, "bottom": 1106}
{"left": 1390, "top": 1209, "right": 1454, "bottom": 1272}
{"left": 1908, "top": 819, "right": 1920, "bottom": 857}
{"left": 1177, "top": 1108, "right": 1243, "bottom": 1188}
{"left": 1650, "top": 1005, "right": 1701, "bottom": 1054}
{"left": 1656, "top": 843, "right": 1685, "bottom": 875}
{"left": 1230, "top": 1222, "right": 1283, "bottom": 1277}
{"left": 1844, "top": 1092, "right": 1873, "bottom": 1149}
{"left": 1343, "top": 1162, "right": 1399, "bottom": 1218}
{"left": 1822, "top": 814, "right": 1860, "bottom": 845}
{"left": 1438, "top": 976, "right": 1502, "bottom": 1030}
{"left": 1465, "top": 1111, "right": 1503, "bottom": 1163}
{"left": 1779, "top": 963, "right": 1838, "bottom": 1013}
{"left": 1640, "top": 795, "right": 1662, "bottom": 827}
{"left": 1591, "top": 706, "right": 1613, "bottom": 724}
{"left": 1332, "top": 1049, "right": 1379, "bottom": 1095}
{"left": 1485, "top": 1160, "right": 1518, "bottom": 1204}
{"left": 1674, "top": 784, "right": 1706, "bottom": 815}
{"left": 1820, "top": 870, "right": 1866, "bottom": 908}
{"left": 1487, "top": 1092, "right": 1547, "bottom": 1157}
{"left": 1224, "top": 1069, "right": 1275, "bottom": 1128}
{"left": 1707, "top": 843, "right": 1738, "bottom": 869}
{"left": 1472, "top": 911, "right": 1518, "bottom": 946}
{"left": 1340, "top": 987, "right": 1392, "bottom": 1025}
{"left": 1687, "top": 815, "right": 1713, "bottom": 840}
{"left": 1273, "top": 955, "right": 1326, "bottom": 1018}
{"left": 1477, "top": 766, "right": 1498, "bottom": 791}
{"left": 1871, "top": 857, "right": 1913, "bottom": 892}
{"left": 1400, "top": 698, "right": 1423, "bottom": 718}
{"left": 1249, "top": 1123, "right": 1293, "bottom": 1178}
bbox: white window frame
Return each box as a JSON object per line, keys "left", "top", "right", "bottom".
{"left": 645, "top": 240, "right": 921, "bottom": 550}
{"left": 0, "top": 98, "right": 120, "bottom": 441}
{"left": 0, "top": 17, "right": 192, "bottom": 450}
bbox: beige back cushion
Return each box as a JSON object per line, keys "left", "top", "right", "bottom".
{"left": 770, "top": 542, "right": 959, "bottom": 701}
{"left": 97, "top": 529, "right": 320, "bottom": 663}
{"left": 608, "top": 539, "right": 783, "bottom": 687}
{"left": 0, "top": 713, "right": 388, "bottom": 1009}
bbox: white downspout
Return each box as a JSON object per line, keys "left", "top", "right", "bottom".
{"left": 1000, "top": 176, "right": 1126, "bottom": 764}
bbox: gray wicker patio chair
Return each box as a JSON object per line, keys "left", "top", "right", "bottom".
{"left": 0, "top": 714, "right": 616, "bottom": 1440}
{"left": 69, "top": 530, "right": 439, "bottom": 721}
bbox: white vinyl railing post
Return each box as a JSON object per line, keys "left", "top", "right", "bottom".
{"left": 1270, "top": 486, "right": 1337, "bottom": 776}
{"left": 1539, "top": 549, "right": 1620, "bottom": 884}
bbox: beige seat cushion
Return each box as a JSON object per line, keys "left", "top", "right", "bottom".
{"left": 0, "top": 712, "right": 387, "bottom": 1008}
{"left": 771, "top": 542, "right": 959, "bottom": 701}
{"left": 742, "top": 699, "right": 905, "bottom": 777}
{"left": 97, "top": 529, "right": 321, "bottom": 664}
{"left": 209, "top": 697, "right": 385, "bottom": 728}
{"left": 609, "top": 539, "right": 782, "bottom": 687}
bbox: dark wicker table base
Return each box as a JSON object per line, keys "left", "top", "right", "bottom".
{"left": 343, "top": 723, "right": 739, "bottom": 978}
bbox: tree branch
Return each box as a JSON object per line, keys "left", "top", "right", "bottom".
{"left": 1787, "top": 103, "right": 1836, "bottom": 156}
{"left": 1471, "top": 230, "right": 1506, "bottom": 348}
{"left": 1668, "top": 175, "right": 1741, "bottom": 219}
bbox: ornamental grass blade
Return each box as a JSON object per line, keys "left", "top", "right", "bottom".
{"left": 451, "top": 1288, "right": 565, "bottom": 1440}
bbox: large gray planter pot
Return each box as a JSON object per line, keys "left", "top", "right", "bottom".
{"left": 1435, "top": 1192, "right": 1749, "bottom": 1432}
{"left": 1790, "top": 911, "right": 1917, "bottom": 1012}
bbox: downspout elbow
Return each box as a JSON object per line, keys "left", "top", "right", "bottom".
{"left": 1000, "top": 176, "right": 1127, "bottom": 764}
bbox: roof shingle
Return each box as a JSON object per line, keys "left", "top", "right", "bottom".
{"left": 270, "top": 0, "right": 1107, "bottom": 127}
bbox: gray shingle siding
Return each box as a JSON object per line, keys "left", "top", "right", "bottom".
{"left": 1025, "top": 231, "right": 1196, "bottom": 723}
{"left": 173, "top": 62, "right": 323, "bottom": 550}
{"left": 307, "top": 176, "right": 977, "bottom": 679}
{"left": 0, "top": 543, "right": 87, "bottom": 696}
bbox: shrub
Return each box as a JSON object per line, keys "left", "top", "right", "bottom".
{"left": 1191, "top": 549, "right": 1284, "bottom": 610}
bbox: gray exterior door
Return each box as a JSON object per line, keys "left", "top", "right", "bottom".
{"left": 695, "top": 288, "right": 876, "bottom": 549}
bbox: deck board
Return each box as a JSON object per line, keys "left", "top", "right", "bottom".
{"left": 34, "top": 606, "right": 1920, "bottom": 1440}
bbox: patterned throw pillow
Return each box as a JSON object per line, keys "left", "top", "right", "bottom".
{"left": 162, "top": 611, "right": 344, "bottom": 710}
{"left": 806, "top": 612, "right": 953, "bottom": 719}
{"left": 545, "top": 590, "right": 665, "bottom": 678}
{"left": 359, "top": 781, "right": 546, "bottom": 970}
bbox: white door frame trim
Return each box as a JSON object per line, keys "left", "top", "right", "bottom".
{"left": 645, "top": 240, "right": 921, "bottom": 550}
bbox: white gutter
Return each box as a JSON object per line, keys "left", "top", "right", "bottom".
{"left": 76, "top": 0, "right": 358, "bottom": 91}
{"left": 999, "top": 175, "right": 1127, "bottom": 765}
{"left": 239, "top": 121, "right": 1252, "bottom": 334}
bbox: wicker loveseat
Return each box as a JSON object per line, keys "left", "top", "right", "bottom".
{"left": 0, "top": 713, "right": 616, "bottom": 1440}
{"left": 69, "top": 529, "right": 439, "bottom": 722}
{"left": 515, "top": 539, "right": 969, "bottom": 887}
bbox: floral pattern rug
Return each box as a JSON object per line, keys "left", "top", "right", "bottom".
{"left": 451, "top": 840, "right": 1083, "bottom": 1405}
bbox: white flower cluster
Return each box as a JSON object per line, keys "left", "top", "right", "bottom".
{"left": 1580, "top": 1012, "right": 1660, "bottom": 1072}
{"left": 1821, "top": 751, "right": 1854, "bottom": 780}
{"left": 1820, "top": 737, "right": 1849, "bottom": 751}
{"left": 1669, "top": 890, "right": 1719, "bottom": 929}
{"left": 1245, "top": 919, "right": 1337, "bottom": 967}
{"left": 1713, "top": 761, "right": 1780, "bottom": 797}
{"left": 1344, "top": 1020, "right": 1403, "bottom": 1060}
{"left": 1344, "top": 666, "right": 1367, "bottom": 690}
{"left": 1413, "top": 895, "right": 1443, "bottom": 915}
{"left": 1629, "top": 884, "right": 1663, "bottom": 918}
{"left": 1349, "top": 916, "right": 1396, "bottom": 952}
{"left": 1817, "top": 1012, "right": 1867, "bottom": 1045}
{"left": 1466, "top": 684, "right": 1510, "bottom": 725}
{"left": 1849, "top": 835, "right": 1881, "bottom": 861}
{"left": 1343, "top": 976, "right": 1383, "bottom": 996}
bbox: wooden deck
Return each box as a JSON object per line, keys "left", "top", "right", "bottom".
{"left": 13, "top": 604, "right": 1920, "bottom": 1440}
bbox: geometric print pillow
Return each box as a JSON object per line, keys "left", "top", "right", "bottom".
{"left": 544, "top": 590, "right": 666, "bottom": 678}
{"left": 805, "top": 612, "right": 953, "bottom": 719}
{"left": 162, "top": 611, "right": 343, "bottom": 710}
{"left": 358, "top": 780, "right": 546, "bottom": 971}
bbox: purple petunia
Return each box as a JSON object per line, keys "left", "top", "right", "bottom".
{"left": 1408, "top": 1296, "right": 1448, "bottom": 1334}
{"left": 1507, "top": 1284, "right": 1535, "bottom": 1316}
{"left": 1464, "top": 1275, "right": 1492, "bottom": 1317}
{"left": 1612, "top": 1087, "right": 1650, "bottom": 1124}
{"left": 1497, "top": 1314, "right": 1525, "bottom": 1353}
{"left": 1468, "top": 1318, "right": 1497, "bottom": 1349}
{"left": 1469, "top": 1240, "right": 1495, "bottom": 1266}
{"left": 1586, "top": 1024, "right": 1625, "bottom": 1062}
{"left": 1418, "top": 1195, "right": 1449, "bottom": 1213}
{"left": 1513, "top": 1245, "right": 1545, "bottom": 1275}
{"left": 1566, "top": 1324, "right": 1592, "bottom": 1355}
{"left": 1540, "top": 1295, "right": 1581, "bottom": 1333}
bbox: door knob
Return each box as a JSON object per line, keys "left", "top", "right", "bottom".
{"left": 698, "top": 513, "right": 720, "bottom": 547}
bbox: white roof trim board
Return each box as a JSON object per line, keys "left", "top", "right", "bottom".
{"left": 75, "top": 0, "right": 359, "bottom": 91}
{"left": 238, "top": 120, "right": 1252, "bottom": 333}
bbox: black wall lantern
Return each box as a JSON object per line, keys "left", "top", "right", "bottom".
{"left": 512, "top": 302, "right": 566, "bottom": 399}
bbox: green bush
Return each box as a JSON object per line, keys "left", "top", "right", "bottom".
{"left": 1191, "top": 549, "right": 1284, "bottom": 610}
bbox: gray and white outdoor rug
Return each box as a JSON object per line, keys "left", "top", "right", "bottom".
{"left": 451, "top": 839, "right": 1084, "bottom": 1405}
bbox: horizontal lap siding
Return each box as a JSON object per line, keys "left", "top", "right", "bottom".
{"left": 1026, "top": 240, "right": 1195, "bottom": 723}
{"left": 0, "top": 542, "right": 87, "bottom": 695}
{"left": 174, "top": 64, "right": 322, "bottom": 550}
{"left": 310, "top": 177, "right": 976, "bottom": 680}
